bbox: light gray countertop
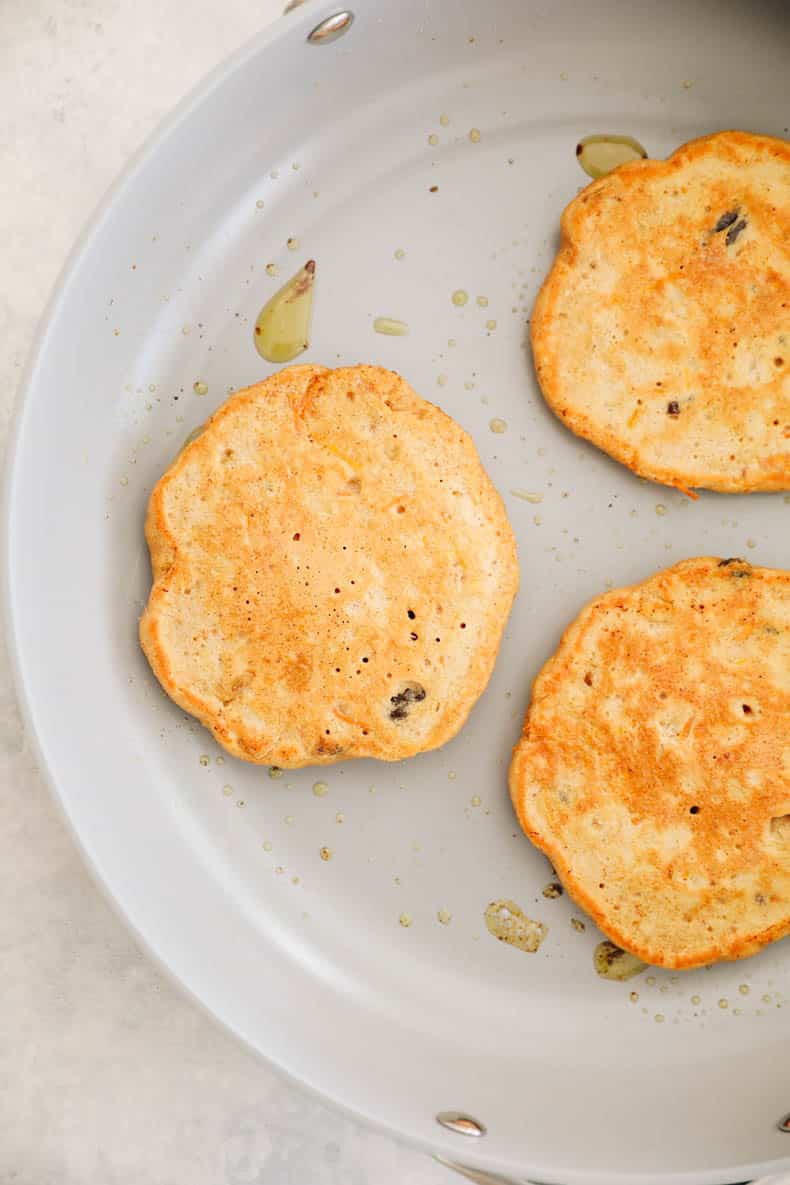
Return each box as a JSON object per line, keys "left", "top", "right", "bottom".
{"left": 0, "top": 5, "right": 454, "bottom": 1182}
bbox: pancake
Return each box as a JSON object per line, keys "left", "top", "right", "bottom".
{"left": 532, "top": 131, "right": 790, "bottom": 493}
{"left": 140, "top": 364, "right": 518, "bottom": 768}
{"left": 509, "top": 557, "right": 790, "bottom": 969}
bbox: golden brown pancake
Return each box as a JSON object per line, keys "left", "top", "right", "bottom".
{"left": 140, "top": 364, "right": 518, "bottom": 768}
{"left": 532, "top": 131, "right": 790, "bottom": 492}
{"left": 510, "top": 557, "right": 790, "bottom": 969}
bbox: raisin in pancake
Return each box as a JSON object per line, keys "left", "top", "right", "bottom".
{"left": 532, "top": 131, "right": 790, "bottom": 492}
{"left": 140, "top": 364, "right": 518, "bottom": 768}
{"left": 510, "top": 557, "right": 790, "bottom": 969}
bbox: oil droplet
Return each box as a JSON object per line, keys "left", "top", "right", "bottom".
{"left": 236, "top": 800, "right": 246, "bottom": 808}
{"left": 222, "top": 785, "right": 233, "bottom": 796}
{"left": 484, "top": 899, "right": 547, "bottom": 953}
{"left": 542, "top": 882, "right": 563, "bottom": 899}
{"left": 286, "top": 236, "right": 299, "bottom": 250}
{"left": 511, "top": 489, "right": 543, "bottom": 503}
{"left": 439, "top": 113, "right": 450, "bottom": 126}
{"left": 437, "top": 373, "right": 448, "bottom": 387}
{"left": 476, "top": 295, "right": 489, "bottom": 308}
{"left": 570, "top": 917, "right": 586, "bottom": 932}
{"left": 285, "top": 815, "right": 295, "bottom": 825}
{"left": 265, "top": 263, "right": 279, "bottom": 277}
{"left": 119, "top": 476, "right": 129, "bottom": 487}
{"left": 470, "top": 794, "right": 481, "bottom": 807}
{"left": 486, "top": 319, "right": 497, "bottom": 331}
{"left": 216, "top": 756, "right": 225, "bottom": 765}
{"left": 594, "top": 940, "right": 646, "bottom": 981}
{"left": 269, "top": 766, "right": 284, "bottom": 779}
{"left": 275, "top": 866, "right": 284, "bottom": 875}
{"left": 437, "top": 909, "right": 452, "bottom": 925}
{"left": 319, "top": 846, "right": 332, "bottom": 861}
{"left": 394, "top": 248, "right": 406, "bottom": 260}
{"left": 489, "top": 417, "right": 507, "bottom": 434}
{"left": 373, "top": 316, "right": 409, "bottom": 336}
{"left": 193, "top": 380, "right": 208, "bottom": 396}
{"left": 469, "top": 128, "right": 481, "bottom": 143}
{"left": 576, "top": 134, "right": 647, "bottom": 180}
{"left": 399, "top": 912, "right": 413, "bottom": 927}
{"left": 335, "top": 811, "right": 344, "bottom": 823}
{"left": 655, "top": 1013, "right": 665, "bottom": 1023}
{"left": 447, "top": 770, "right": 457, "bottom": 780}
{"left": 262, "top": 840, "right": 273, "bottom": 851}
{"left": 452, "top": 289, "right": 469, "bottom": 307}
{"left": 428, "top": 133, "right": 439, "bottom": 146}
{"left": 655, "top": 504, "right": 667, "bottom": 516}
{"left": 762, "top": 993, "right": 773, "bottom": 1003}
{"left": 746, "top": 538, "right": 756, "bottom": 549}
{"left": 199, "top": 754, "right": 210, "bottom": 767}
{"left": 255, "top": 199, "right": 265, "bottom": 210}
{"left": 718, "top": 998, "right": 729, "bottom": 1009}
{"left": 739, "top": 984, "right": 750, "bottom": 996}
{"left": 646, "top": 975, "right": 656, "bottom": 986}
{"left": 629, "top": 991, "right": 639, "bottom": 1002}
{"left": 313, "top": 780, "right": 329, "bottom": 797}
{"left": 181, "top": 324, "right": 191, "bottom": 335}
{"left": 691, "top": 994, "right": 701, "bottom": 1005}
{"left": 253, "top": 259, "right": 315, "bottom": 364}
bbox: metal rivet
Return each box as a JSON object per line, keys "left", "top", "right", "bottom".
{"left": 307, "top": 11, "right": 354, "bottom": 43}
{"left": 780, "top": 1113, "right": 790, "bottom": 1133}
{"left": 436, "top": 1112, "right": 487, "bottom": 1138}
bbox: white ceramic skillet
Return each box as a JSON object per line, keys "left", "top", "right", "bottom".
{"left": 5, "top": 1, "right": 790, "bottom": 1182}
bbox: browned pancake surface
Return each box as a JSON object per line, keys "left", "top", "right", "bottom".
{"left": 141, "top": 364, "right": 518, "bottom": 767}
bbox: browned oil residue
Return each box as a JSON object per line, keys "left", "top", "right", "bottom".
{"left": 484, "top": 899, "right": 547, "bottom": 953}
{"left": 594, "top": 939, "right": 646, "bottom": 982}
{"left": 253, "top": 260, "right": 315, "bottom": 363}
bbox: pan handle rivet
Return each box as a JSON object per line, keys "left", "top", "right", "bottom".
{"left": 779, "top": 1113, "right": 790, "bottom": 1133}
{"left": 307, "top": 11, "right": 354, "bottom": 43}
{"left": 436, "top": 1112, "right": 487, "bottom": 1137}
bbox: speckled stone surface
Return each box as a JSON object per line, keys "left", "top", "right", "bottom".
{"left": 0, "top": 5, "right": 455, "bottom": 1182}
